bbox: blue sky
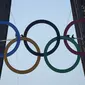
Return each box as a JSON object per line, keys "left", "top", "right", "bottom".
{"left": 0, "top": 0, "right": 85, "bottom": 85}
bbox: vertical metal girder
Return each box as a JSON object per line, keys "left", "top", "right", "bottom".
{"left": 0, "top": 0, "right": 11, "bottom": 78}
{"left": 70, "top": 0, "right": 85, "bottom": 74}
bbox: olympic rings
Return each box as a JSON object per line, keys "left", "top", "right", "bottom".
{"left": 64, "top": 18, "right": 85, "bottom": 56}
{"left": 44, "top": 36, "right": 80, "bottom": 73}
{"left": 4, "top": 37, "right": 41, "bottom": 74}
{"left": 0, "top": 21, "right": 20, "bottom": 58}
{"left": 0, "top": 19, "right": 82, "bottom": 74}
{"left": 23, "top": 19, "right": 60, "bottom": 56}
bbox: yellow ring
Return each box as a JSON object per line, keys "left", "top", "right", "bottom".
{"left": 4, "top": 37, "right": 41, "bottom": 74}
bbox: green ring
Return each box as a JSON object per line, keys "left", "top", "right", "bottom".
{"left": 44, "top": 36, "right": 80, "bottom": 73}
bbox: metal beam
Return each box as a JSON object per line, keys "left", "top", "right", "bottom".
{"left": 0, "top": 0, "right": 11, "bottom": 78}
{"left": 70, "top": 0, "right": 85, "bottom": 74}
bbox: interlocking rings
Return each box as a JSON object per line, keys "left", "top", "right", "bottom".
{"left": 23, "top": 19, "right": 60, "bottom": 56}
{"left": 4, "top": 37, "right": 41, "bottom": 74}
{"left": 0, "top": 21, "right": 20, "bottom": 57}
{"left": 1, "top": 19, "right": 83, "bottom": 74}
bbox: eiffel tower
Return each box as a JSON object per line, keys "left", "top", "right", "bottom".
{"left": 0, "top": 0, "right": 11, "bottom": 78}
{"left": 0, "top": 0, "right": 85, "bottom": 78}
{"left": 70, "top": 0, "right": 85, "bottom": 74}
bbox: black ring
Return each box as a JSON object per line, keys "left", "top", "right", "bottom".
{"left": 23, "top": 19, "right": 60, "bottom": 56}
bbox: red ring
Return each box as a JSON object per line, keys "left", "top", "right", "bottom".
{"left": 63, "top": 18, "right": 85, "bottom": 56}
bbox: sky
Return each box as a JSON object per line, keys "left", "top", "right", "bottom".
{"left": 0, "top": 0, "right": 85, "bottom": 85}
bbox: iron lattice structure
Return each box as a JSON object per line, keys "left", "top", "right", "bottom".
{"left": 0, "top": 0, "right": 11, "bottom": 78}
{"left": 70, "top": 0, "right": 85, "bottom": 74}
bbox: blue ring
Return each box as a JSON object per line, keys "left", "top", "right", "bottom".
{"left": 0, "top": 21, "right": 20, "bottom": 57}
